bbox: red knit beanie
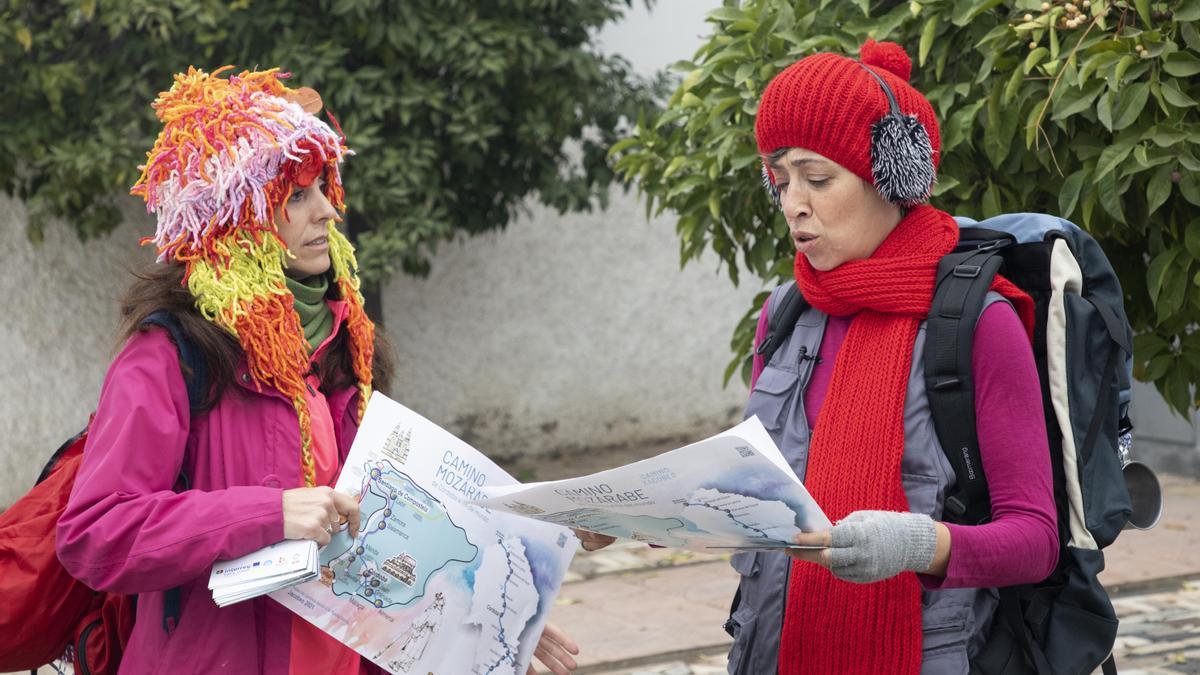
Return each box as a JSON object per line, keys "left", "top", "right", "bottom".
{"left": 755, "top": 39, "right": 940, "bottom": 205}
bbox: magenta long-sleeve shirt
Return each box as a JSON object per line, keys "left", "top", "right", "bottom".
{"left": 751, "top": 300, "right": 1058, "bottom": 588}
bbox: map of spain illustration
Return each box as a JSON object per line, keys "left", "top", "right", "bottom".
{"left": 322, "top": 462, "right": 479, "bottom": 608}
{"left": 270, "top": 394, "right": 576, "bottom": 675}
{"left": 313, "top": 459, "right": 550, "bottom": 675}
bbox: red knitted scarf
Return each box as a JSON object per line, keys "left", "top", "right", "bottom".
{"left": 777, "top": 205, "right": 1033, "bottom": 675}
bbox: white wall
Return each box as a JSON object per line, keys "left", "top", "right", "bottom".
{"left": 382, "top": 189, "right": 757, "bottom": 460}
{"left": 0, "top": 197, "right": 155, "bottom": 506}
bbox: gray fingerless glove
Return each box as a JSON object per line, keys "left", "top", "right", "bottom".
{"left": 828, "top": 510, "right": 938, "bottom": 584}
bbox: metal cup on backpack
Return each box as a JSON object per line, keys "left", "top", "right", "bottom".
{"left": 1118, "top": 418, "right": 1164, "bottom": 531}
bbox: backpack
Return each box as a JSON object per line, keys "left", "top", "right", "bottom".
{"left": 757, "top": 213, "right": 1156, "bottom": 675}
{"left": 0, "top": 311, "right": 207, "bottom": 675}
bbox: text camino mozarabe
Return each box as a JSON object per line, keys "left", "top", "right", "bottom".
{"left": 553, "top": 484, "right": 649, "bottom": 505}
{"left": 435, "top": 450, "right": 487, "bottom": 501}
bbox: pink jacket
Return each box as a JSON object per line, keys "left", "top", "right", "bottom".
{"left": 57, "top": 306, "right": 363, "bottom": 675}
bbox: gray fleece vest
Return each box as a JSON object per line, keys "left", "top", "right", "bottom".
{"left": 727, "top": 285, "right": 1006, "bottom": 675}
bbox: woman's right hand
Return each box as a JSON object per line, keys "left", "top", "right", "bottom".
{"left": 282, "top": 486, "right": 361, "bottom": 546}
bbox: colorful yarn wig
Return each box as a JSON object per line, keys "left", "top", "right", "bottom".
{"left": 131, "top": 66, "right": 375, "bottom": 487}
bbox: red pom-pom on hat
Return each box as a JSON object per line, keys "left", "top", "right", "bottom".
{"left": 860, "top": 39, "right": 912, "bottom": 82}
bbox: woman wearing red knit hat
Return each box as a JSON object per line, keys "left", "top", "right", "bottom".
{"left": 725, "top": 40, "right": 1059, "bottom": 674}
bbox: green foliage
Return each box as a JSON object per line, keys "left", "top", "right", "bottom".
{"left": 613, "top": 0, "right": 1200, "bottom": 415}
{"left": 1, "top": 0, "right": 654, "bottom": 284}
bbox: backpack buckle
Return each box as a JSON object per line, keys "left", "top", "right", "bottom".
{"left": 953, "top": 264, "right": 982, "bottom": 278}
{"left": 755, "top": 336, "right": 773, "bottom": 356}
{"left": 932, "top": 377, "right": 962, "bottom": 391}
{"left": 976, "top": 239, "right": 1007, "bottom": 252}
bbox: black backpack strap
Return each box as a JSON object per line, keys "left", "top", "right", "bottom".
{"left": 142, "top": 311, "right": 209, "bottom": 410}
{"left": 924, "top": 247, "right": 1006, "bottom": 525}
{"left": 755, "top": 283, "right": 810, "bottom": 368}
{"left": 139, "top": 311, "right": 204, "bottom": 634}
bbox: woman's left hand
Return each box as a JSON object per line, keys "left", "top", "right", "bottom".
{"left": 786, "top": 510, "right": 945, "bottom": 584}
{"left": 572, "top": 529, "right": 616, "bottom": 552}
{"left": 526, "top": 622, "right": 580, "bottom": 675}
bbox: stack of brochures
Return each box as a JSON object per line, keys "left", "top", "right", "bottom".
{"left": 208, "top": 539, "right": 319, "bottom": 607}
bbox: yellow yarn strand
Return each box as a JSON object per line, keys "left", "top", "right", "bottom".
{"left": 327, "top": 221, "right": 375, "bottom": 420}
{"left": 188, "top": 230, "right": 318, "bottom": 487}
{"left": 188, "top": 231, "right": 290, "bottom": 330}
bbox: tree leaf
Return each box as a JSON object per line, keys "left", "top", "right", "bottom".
{"left": 1159, "top": 255, "right": 1191, "bottom": 322}
{"left": 1097, "top": 91, "right": 1114, "bottom": 131}
{"left": 982, "top": 181, "right": 1002, "bottom": 217}
{"left": 1113, "top": 54, "right": 1136, "bottom": 84}
{"left": 1024, "top": 47, "right": 1049, "bottom": 75}
{"left": 1147, "top": 164, "right": 1173, "bottom": 215}
{"left": 706, "top": 7, "right": 746, "bottom": 22}
{"left": 1164, "top": 53, "right": 1200, "bottom": 78}
{"left": 1052, "top": 79, "right": 1105, "bottom": 120}
{"left": 932, "top": 174, "right": 961, "bottom": 197}
{"left": 16, "top": 26, "right": 32, "bottom": 52}
{"left": 1094, "top": 136, "right": 1137, "bottom": 182}
{"left": 1079, "top": 51, "right": 1121, "bottom": 82}
{"left": 1160, "top": 79, "right": 1198, "bottom": 107}
{"left": 1147, "top": 246, "right": 1182, "bottom": 304}
{"left": 1111, "top": 82, "right": 1149, "bottom": 130}
{"left": 952, "top": 0, "right": 1005, "bottom": 26}
{"left": 1143, "top": 354, "right": 1173, "bottom": 382}
{"left": 1182, "top": 21, "right": 1200, "bottom": 51}
{"left": 919, "top": 15, "right": 939, "bottom": 67}
{"left": 1059, "top": 169, "right": 1089, "bottom": 218}
{"left": 1004, "top": 66, "right": 1024, "bottom": 105}
{"left": 1134, "top": 0, "right": 1153, "bottom": 28}
{"left": 1177, "top": 0, "right": 1200, "bottom": 21}
{"left": 1182, "top": 170, "right": 1200, "bottom": 206}
{"left": 1097, "top": 172, "right": 1127, "bottom": 224}
{"left": 1186, "top": 219, "right": 1200, "bottom": 261}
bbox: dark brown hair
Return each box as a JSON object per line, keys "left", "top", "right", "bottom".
{"left": 117, "top": 263, "right": 394, "bottom": 411}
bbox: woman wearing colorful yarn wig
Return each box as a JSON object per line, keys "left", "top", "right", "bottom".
{"left": 56, "top": 67, "right": 580, "bottom": 675}
{"left": 732, "top": 41, "right": 1058, "bottom": 674}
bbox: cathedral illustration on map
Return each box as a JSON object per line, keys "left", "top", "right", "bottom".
{"left": 381, "top": 424, "right": 413, "bottom": 465}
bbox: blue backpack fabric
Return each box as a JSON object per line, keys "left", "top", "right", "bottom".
{"left": 931, "top": 214, "right": 1134, "bottom": 675}
{"left": 758, "top": 213, "right": 1140, "bottom": 675}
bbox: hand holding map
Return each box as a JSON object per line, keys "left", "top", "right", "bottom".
{"left": 272, "top": 393, "right": 576, "bottom": 675}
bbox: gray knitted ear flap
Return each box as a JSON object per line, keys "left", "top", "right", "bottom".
{"left": 761, "top": 164, "right": 782, "bottom": 209}
{"left": 858, "top": 63, "right": 935, "bottom": 206}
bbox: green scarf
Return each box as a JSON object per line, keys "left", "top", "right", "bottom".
{"left": 285, "top": 274, "right": 333, "bottom": 352}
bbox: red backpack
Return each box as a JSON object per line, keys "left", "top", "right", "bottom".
{"left": 0, "top": 312, "right": 206, "bottom": 674}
